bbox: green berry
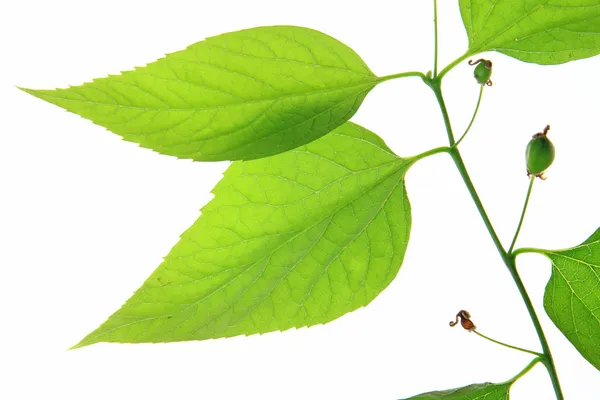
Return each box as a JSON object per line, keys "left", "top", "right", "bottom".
{"left": 526, "top": 126, "right": 555, "bottom": 175}
{"left": 470, "top": 59, "right": 492, "bottom": 85}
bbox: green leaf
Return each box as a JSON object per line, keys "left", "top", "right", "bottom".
{"left": 400, "top": 382, "right": 510, "bottom": 400}
{"left": 459, "top": 0, "right": 600, "bottom": 64}
{"left": 74, "top": 122, "right": 413, "bottom": 348}
{"left": 537, "top": 228, "right": 600, "bottom": 370}
{"left": 22, "top": 26, "right": 381, "bottom": 161}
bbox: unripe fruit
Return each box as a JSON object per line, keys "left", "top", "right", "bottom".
{"left": 526, "top": 125, "right": 555, "bottom": 176}
{"left": 469, "top": 59, "right": 493, "bottom": 85}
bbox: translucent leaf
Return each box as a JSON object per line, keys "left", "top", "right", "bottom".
{"left": 74, "top": 122, "right": 413, "bottom": 348}
{"left": 459, "top": 0, "right": 600, "bottom": 64}
{"left": 22, "top": 26, "right": 380, "bottom": 161}
{"left": 537, "top": 228, "right": 600, "bottom": 370}
{"left": 400, "top": 382, "right": 510, "bottom": 399}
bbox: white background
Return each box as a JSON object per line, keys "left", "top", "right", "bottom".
{"left": 1, "top": 0, "right": 599, "bottom": 399}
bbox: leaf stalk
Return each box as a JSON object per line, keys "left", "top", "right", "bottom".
{"left": 437, "top": 53, "right": 470, "bottom": 80}
{"left": 411, "top": 146, "right": 451, "bottom": 162}
{"left": 511, "top": 247, "right": 543, "bottom": 258}
{"left": 379, "top": 71, "right": 427, "bottom": 83}
{"left": 504, "top": 357, "right": 543, "bottom": 385}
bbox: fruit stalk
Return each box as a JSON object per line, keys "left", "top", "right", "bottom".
{"left": 508, "top": 176, "right": 535, "bottom": 253}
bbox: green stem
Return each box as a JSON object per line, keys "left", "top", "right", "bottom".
{"left": 505, "top": 357, "right": 543, "bottom": 385}
{"left": 429, "top": 80, "right": 456, "bottom": 145}
{"left": 474, "top": 330, "right": 543, "bottom": 357}
{"left": 427, "top": 76, "right": 564, "bottom": 399}
{"left": 449, "top": 149, "right": 507, "bottom": 256}
{"left": 379, "top": 71, "right": 427, "bottom": 82}
{"left": 506, "top": 256, "right": 564, "bottom": 399}
{"left": 433, "top": 0, "right": 439, "bottom": 77}
{"left": 454, "top": 85, "right": 484, "bottom": 147}
{"left": 508, "top": 176, "right": 535, "bottom": 253}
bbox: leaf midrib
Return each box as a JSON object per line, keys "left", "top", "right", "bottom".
{"left": 29, "top": 77, "right": 380, "bottom": 113}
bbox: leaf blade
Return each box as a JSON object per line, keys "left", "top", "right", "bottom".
{"left": 74, "top": 122, "right": 413, "bottom": 348}
{"left": 459, "top": 0, "right": 600, "bottom": 65}
{"left": 400, "top": 382, "right": 510, "bottom": 400}
{"left": 539, "top": 227, "right": 600, "bottom": 370}
{"left": 22, "top": 26, "right": 379, "bottom": 161}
